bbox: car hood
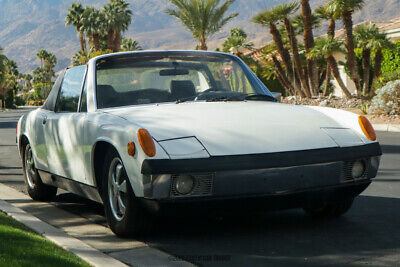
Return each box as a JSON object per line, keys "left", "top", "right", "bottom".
{"left": 104, "top": 102, "right": 362, "bottom": 156}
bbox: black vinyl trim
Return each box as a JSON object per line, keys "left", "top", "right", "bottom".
{"left": 38, "top": 170, "right": 102, "bottom": 203}
{"left": 141, "top": 143, "right": 382, "bottom": 175}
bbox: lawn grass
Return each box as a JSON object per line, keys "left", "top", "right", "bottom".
{"left": 0, "top": 211, "right": 91, "bottom": 267}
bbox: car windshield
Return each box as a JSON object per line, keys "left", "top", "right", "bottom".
{"left": 95, "top": 52, "right": 273, "bottom": 109}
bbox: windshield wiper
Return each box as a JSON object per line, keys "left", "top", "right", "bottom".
{"left": 206, "top": 96, "right": 243, "bottom": 102}
{"left": 176, "top": 93, "right": 278, "bottom": 103}
{"left": 244, "top": 94, "right": 278, "bottom": 102}
{"left": 176, "top": 97, "right": 196, "bottom": 104}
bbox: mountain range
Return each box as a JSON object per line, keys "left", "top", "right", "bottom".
{"left": 1, "top": 0, "right": 399, "bottom": 73}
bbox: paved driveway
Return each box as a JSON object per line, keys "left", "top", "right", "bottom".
{"left": 0, "top": 108, "right": 399, "bottom": 266}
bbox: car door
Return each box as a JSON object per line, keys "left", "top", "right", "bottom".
{"left": 30, "top": 71, "right": 65, "bottom": 171}
{"left": 45, "top": 65, "right": 88, "bottom": 184}
{"left": 30, "top": 109, "right": 50, "bottom": 171}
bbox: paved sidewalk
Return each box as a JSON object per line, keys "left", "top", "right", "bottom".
{"left": 373, "top": 123, "right": 400, "bottom": 132}
{"left": 0, "top": 197, "right": 126, "bottom": 267}
{"left": 0, "top": 183, "right": 192, "bottom": 267}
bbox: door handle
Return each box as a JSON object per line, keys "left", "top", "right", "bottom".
{"left": 42, "top": 117, "right": 47, "bottom": 125}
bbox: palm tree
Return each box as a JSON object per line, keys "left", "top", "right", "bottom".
{"left": 104, "top": 0, "right": 133, "bottom": 52}
{"left": 271, "top": 54, "right": 296, "bottom": 95}
{"left": 24, "top": 74, "right": 33, "bottom": 92}
{"left": 276, "top": 2, "right": 311, "bottom": 97}
{"left": 44, "top": 53, "right": 57, "bottom": 78}
{"left": 354, "top": 23, "right": 377, "bottom": 95}
{"left": 222, "top": 28, "right": 254, "bottom": 55}
{"left": 6, "top": 60, "right": 19, "bottom": 77}
{"left": 36, "top": 49, "right": 49, "bottom": 68}
{"left": 112, "top": 0, "right": 132, "bottom": 52}
{"left": 166, "top": 0, "right": 238, "bottom": 51}
{"left": 81, "top": 7, "right": 105, "bottom": 51}
{"left": 0, "top": 47, "right": 6, "bottom": 77}
{"left": 103, "top": 2, "right": 117, "bottom": 51}
{"left": 315, "top": 3, "right": 339, "bottom": 96}
{"left": 355, "top": 23, "right": 393, "bottom": 95}
{"left": 328, "top": 0, "right": 364, "bottom": 96}
{"left": 66, "top": 2, "right": 87, "bottom": 53}
{"left": 0, "top": 47, "right": 8, "bottom": 109}
{"left": 121, "top": 38, "right": 142, "bottom": 51}
{"left": 252, "top": 7, "right": 304, "bottom": 97}
{"left": 292, "top": 13, "right": 321, "bottom": 35}
{"left": 300, "top": 0, "right": 319, "bottom": 96}
{"left": 0, "top": 58, "right": 19, "bottom": 109}
{"left": 370, "top": 38, "right": 392, "bottom": 96}
{"left": 309, "top": 37, "right": 352, "bottom": 98}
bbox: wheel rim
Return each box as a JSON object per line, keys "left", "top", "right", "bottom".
{"left": 24, "top": 145, "right": 36, "bottom": 189}
{"left": 108, "top": 158, "right": 128, "bottom": 222}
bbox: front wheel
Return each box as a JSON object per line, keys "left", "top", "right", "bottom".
{"left": 22, "top": 143, "right": 57, "bottom": 201}
{"left": 303, "top": 198, "right": 354, "bottom": 219}
{"left": 102, "top": 150, "right": 153, "bottom": 237}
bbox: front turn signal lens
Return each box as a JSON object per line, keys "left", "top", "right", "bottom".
{"left": 127, "top": 142, "right": 135, "bottom": 157}
{"left": 359, "top": 116, "right": 376, "bottom": 141}
{"left": 137, "top": 129, "right": 156, "bottom": 157}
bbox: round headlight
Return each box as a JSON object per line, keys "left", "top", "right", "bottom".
{"left": 352, "top": 160, "right": 366, "bottom": 179}
{"left": 175, "top": 175, "right": 195, "bottom": 195}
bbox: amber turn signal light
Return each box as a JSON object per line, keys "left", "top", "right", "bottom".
{"left": 137, "top": 129, "right": 156, "bottom": 157}
{"left": 358, "top": 116, "right": 377, "bottom": 141}
{"left": 127, "top": 142, "right": 135, "bottom": 157}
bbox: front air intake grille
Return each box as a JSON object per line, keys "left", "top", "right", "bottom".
{"left": 342, "top": 159, "right": 369, "bottom": 182}
{"left": 171, "top": 173, "right": 214, "bottom": 197}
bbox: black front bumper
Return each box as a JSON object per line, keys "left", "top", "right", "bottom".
{"left": 141, "top": 143, "right": 382, "bottom": 175}
{"left": 140, "top": 143, "right": 381, "bottom": 214}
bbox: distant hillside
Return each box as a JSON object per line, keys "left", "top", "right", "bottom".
{"left": 1, "top": 0, "right": 400, "bottom": 73}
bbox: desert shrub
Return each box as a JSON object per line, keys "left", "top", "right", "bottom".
{"left": 23, "top": 93, "right": 36, "bottom": 103}
{"left": 34, "top": 82, "right": 53, "bottom": 100}
{"left": 373, "top": 69, "right": 400, "bottom": 90}
{"left": 368, "top": 80, "right": 400, "bottom": 115}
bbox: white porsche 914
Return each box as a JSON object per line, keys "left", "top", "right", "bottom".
{"left": 17, "top": 51, "right": 382, "bottom": 236}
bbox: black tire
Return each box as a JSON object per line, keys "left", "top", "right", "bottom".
{"left": 22, "top": 143, "right": 57, "bottom": 201}
{"left": 303, "top": 198, "right": 354, "bottom": 219}
{"left": 102, "top": 149, "right": 153, "bottom": 237}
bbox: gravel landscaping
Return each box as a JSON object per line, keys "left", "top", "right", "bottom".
{"left": 282, "top": 96, "right": 400, "bottom": 125}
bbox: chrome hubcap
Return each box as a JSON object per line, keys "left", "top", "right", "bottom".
{"left": 25, "top": 146, "right": 36, "bottom": 189}
{"left": 108, "top": 158, "right": 128, "bottom": 221}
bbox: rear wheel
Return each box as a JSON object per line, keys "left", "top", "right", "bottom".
{"left": 102, "top": 149, "right": 153, "bottom": 237}
{"left": 303, "top": 198, "right": 354, "bottom": 219}
{"left": 22, "top": 143, "right": 57, "bottom": 201}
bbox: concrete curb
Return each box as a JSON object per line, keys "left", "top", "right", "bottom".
{"left": 0, "top": 183, "right": 193, "bottom": 267}
{"left": 0, "top": 186, "right": 127, "bottom": 267}
{"left": 373, "top": 124, "right": 400, "bottom": 133}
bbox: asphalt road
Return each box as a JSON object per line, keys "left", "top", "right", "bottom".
{"left": 0, "top": 108, "right": 399, "bottom": 266}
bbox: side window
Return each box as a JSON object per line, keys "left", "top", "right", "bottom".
{"left": 56, "top": 65, "right": 86, "bottom": 112}
{"left": 80, "top": 77, "right": 88, "bottom": 112}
